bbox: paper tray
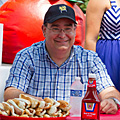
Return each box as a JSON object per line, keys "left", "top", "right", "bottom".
{"left": 0, "top": 115, "right": 66, "bottom": 120}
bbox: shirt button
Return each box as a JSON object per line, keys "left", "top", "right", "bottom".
{"left": 57, "top": 86, "right": 59, "bottom": 89}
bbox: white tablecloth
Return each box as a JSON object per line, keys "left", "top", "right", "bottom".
{"left": 0, "top": 65, "right": 11, "bottom": 102}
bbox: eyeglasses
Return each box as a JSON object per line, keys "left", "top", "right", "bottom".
{"left": 46, "top": 26, "right": 76, "bottom": 34}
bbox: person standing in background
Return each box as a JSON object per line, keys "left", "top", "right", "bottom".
{"left": 84, "top": 0, "right": 120, "bottom": 92}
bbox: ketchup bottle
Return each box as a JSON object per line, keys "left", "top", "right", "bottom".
{"left": 81, "top": 73, "right": 100, "bottom": 120}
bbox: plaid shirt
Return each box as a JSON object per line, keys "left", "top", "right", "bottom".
{"left": 5, "top": 40, "right": 114, "bottom": 102}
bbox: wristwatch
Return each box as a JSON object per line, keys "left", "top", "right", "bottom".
{"left": 110, "top": 98, "right": 120, "bottom": 109}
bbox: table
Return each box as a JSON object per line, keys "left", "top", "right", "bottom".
{"left": 66, "top": 109, "right": 120, "bottom": 120}
{"left": 0, "top": 110, "right": 120, "bottom": 120}
{"left": 100, "top": 109, "right": 120, "bottom": 120}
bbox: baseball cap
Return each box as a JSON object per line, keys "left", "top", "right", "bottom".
{"left": 44, "top": 4, "right": 77, "bottom": 24}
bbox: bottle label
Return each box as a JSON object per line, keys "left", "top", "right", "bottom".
{"left": 82, "top": 102, "right": 99, "bottom": 119}
{"left": 88, "top": 80, "right": 96, "bottom": 88}
{"left": 70, "top": 90, "right": 83, "bottom": 97}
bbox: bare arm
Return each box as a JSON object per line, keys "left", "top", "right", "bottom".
{"left": 84, "top": 0, "right": 110, "bottom": 51}
{"left": 4, "top": 87, "right": 43, "bottom": 102}
{"left": 98, "top": 87, "right": 120, "bottom": 101}
{"left": 98, "top": 87, "right": 120, "bottom": 114}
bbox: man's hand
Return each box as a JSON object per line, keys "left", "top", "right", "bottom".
{"left": 100, "top": 99, "right": 118, "bottom": 114}
{"left": 4, "top": 87, "right": 43, "bottom": 101}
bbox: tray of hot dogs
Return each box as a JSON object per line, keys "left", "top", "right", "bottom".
{"left": 0, "top": 94, "right": 71, "bottom": 119}
{"left": 0, "top": 115, "right": 66, "bottom": 120}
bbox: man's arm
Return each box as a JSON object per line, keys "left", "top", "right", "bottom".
{"left": 98, "top": 86, "right": 120, "bottom": 114}
{"left": 99, "top": 87, "right": 120, "bottom": 101}
{"left": 4, "top": 87, "right": 43, "bottom": 102}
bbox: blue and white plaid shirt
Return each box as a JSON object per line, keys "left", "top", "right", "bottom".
{"left": 5, "top": 40, "right": 114, "bottom": 102}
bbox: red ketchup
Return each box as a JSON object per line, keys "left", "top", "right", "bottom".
{"left": 81, "top": 73, "right": 100, "bottom": 120}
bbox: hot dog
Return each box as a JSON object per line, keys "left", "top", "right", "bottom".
{"left": 20, "top": 94, "right": 39, "bottom": 108}
{"left": 7, "top": 99, "right": 25, "bottom": 116}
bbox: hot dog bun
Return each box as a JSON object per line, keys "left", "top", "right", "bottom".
{"left": 57, "top": 100, "right": 72, "bottom": 111}
{"left": 15, "top": 98, "right": 31, "bottom": 108}
{"left": 7, "top": 99, "right": 25, "bottom": 116}
{"left": 20, "top": 94, "right": 39, "bottom": 108}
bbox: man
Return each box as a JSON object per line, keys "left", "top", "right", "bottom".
{"left": 4, "top": 4, "right": 120, "bottom": 114}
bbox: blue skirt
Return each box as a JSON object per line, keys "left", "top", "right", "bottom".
{"left": 96, "top": 39, "right": 120, "bottom": 92}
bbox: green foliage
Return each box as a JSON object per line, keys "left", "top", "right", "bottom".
{"left": 66, "top": 0, "right": 84, "bottom": 3}
{"left": 77, "top": 0, "right": 89, "bottom": 14}
{"left": 66, "top": 0, "right": 89, "bottom": 13}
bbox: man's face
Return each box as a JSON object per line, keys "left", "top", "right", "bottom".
{"left": 42, "top": 18, "right": 76, "bottom": 53}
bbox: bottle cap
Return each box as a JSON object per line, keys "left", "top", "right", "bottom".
{"left": 89, "top": 73, "right": 96, "bottom": 78}
{"left": 75, "top": 77, "right": 81, "bottom": 81}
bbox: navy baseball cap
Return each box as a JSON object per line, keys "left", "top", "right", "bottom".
{"left": 44, "top": 4, "right": 77, "bottom": 24}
